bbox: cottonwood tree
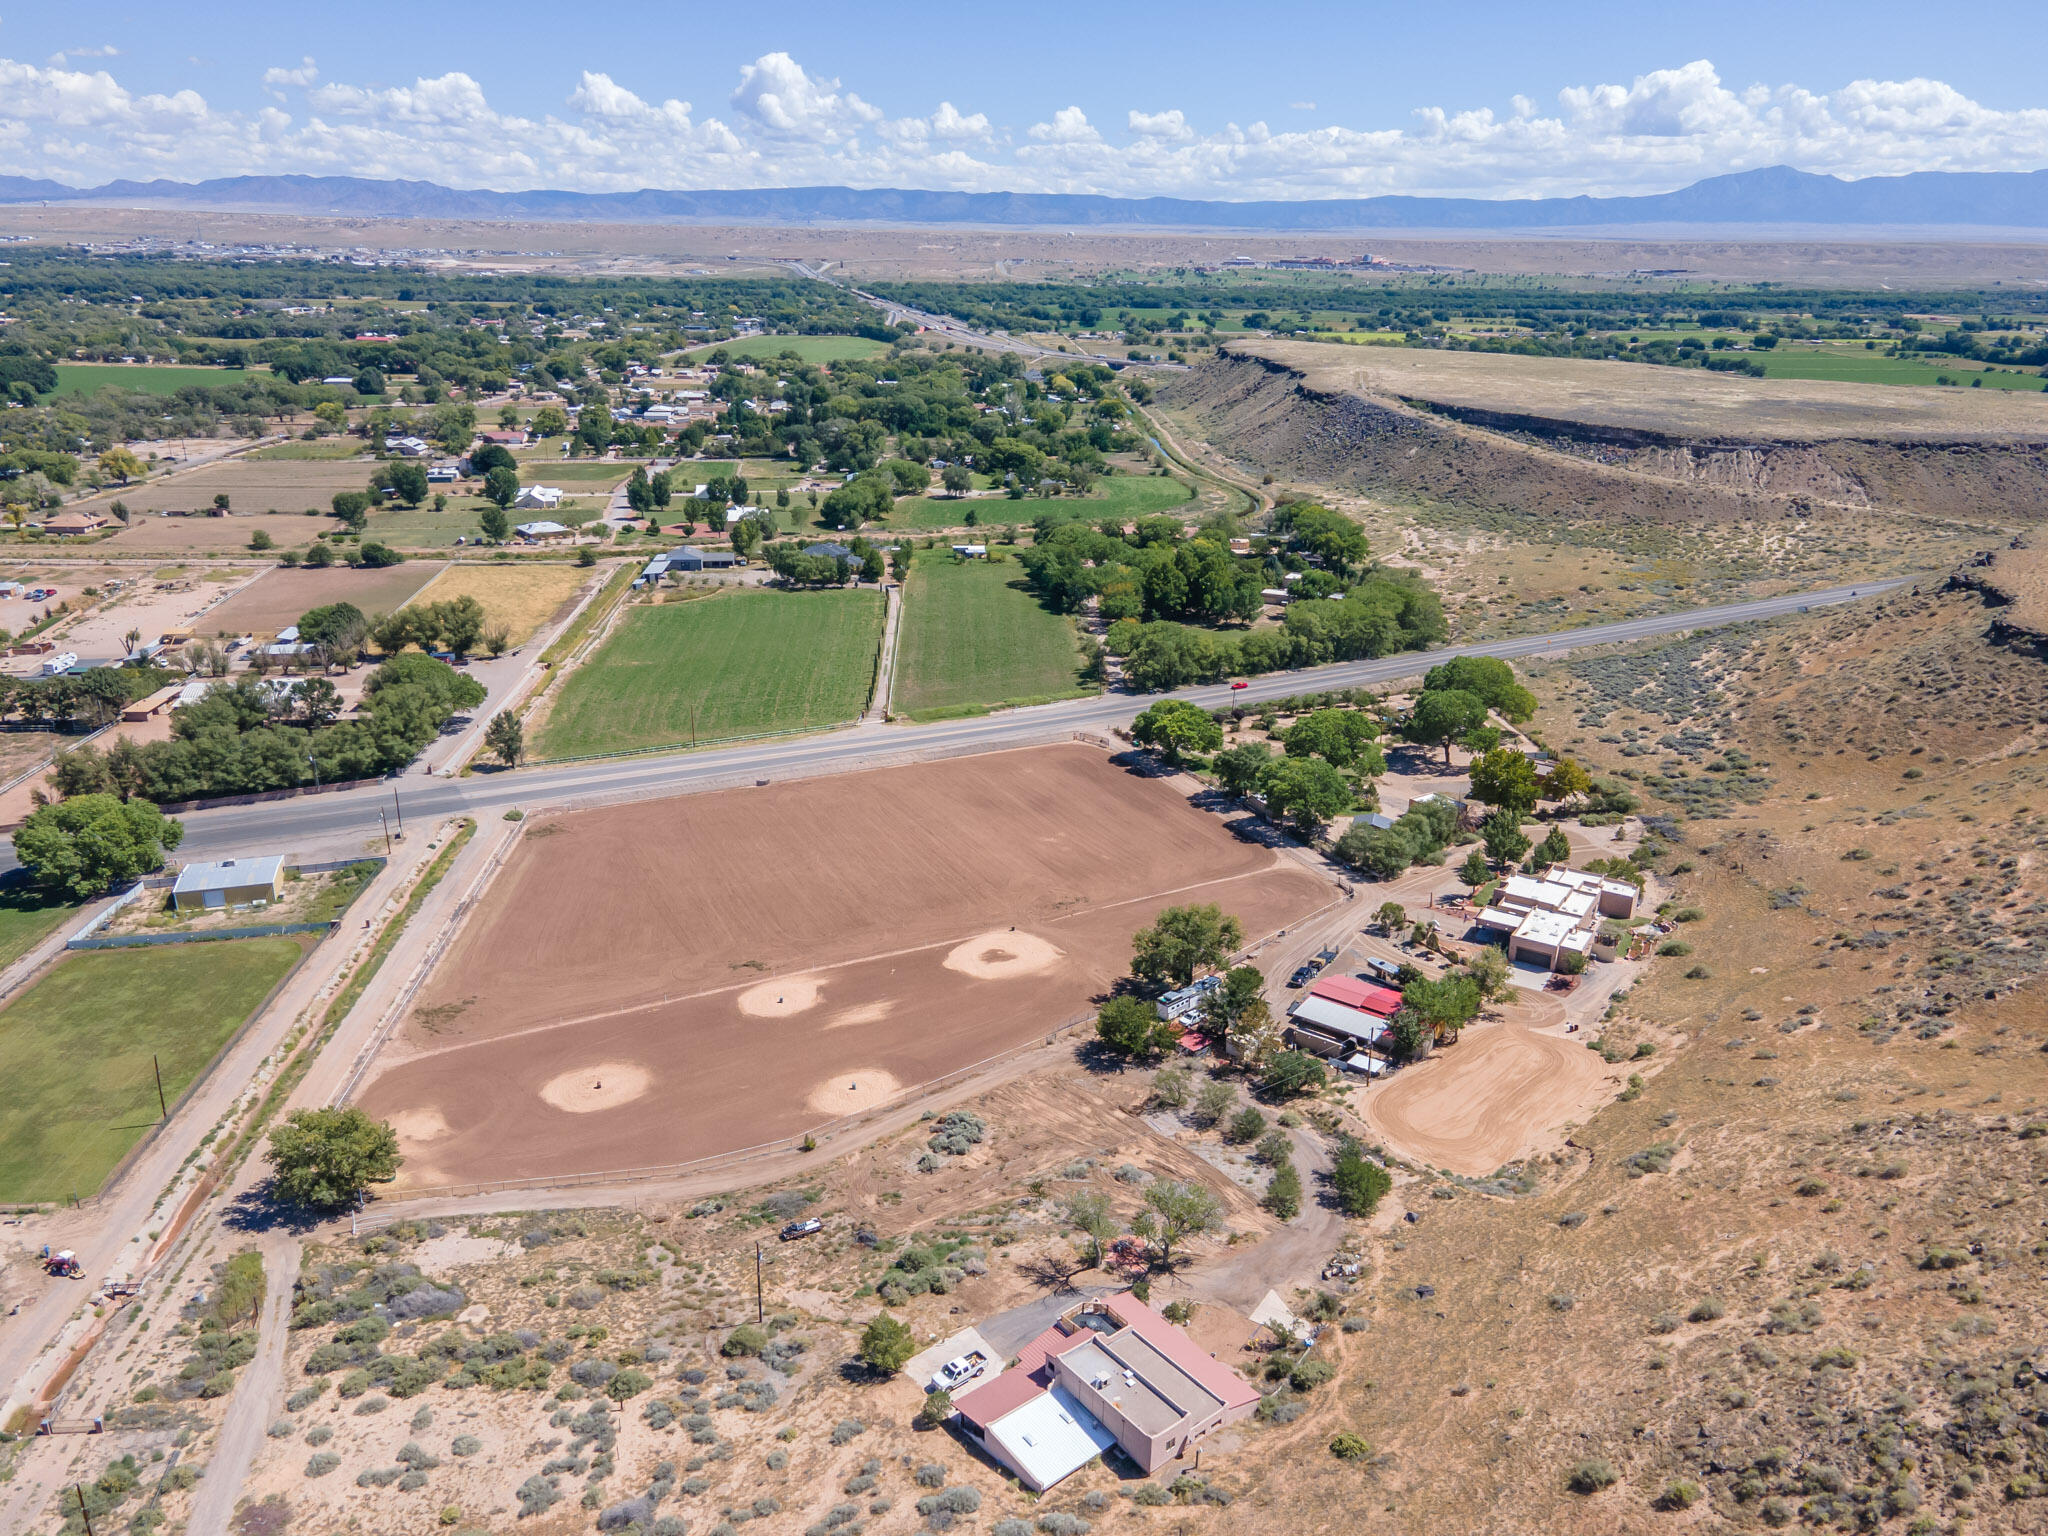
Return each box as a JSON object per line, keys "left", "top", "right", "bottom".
{"left": 14, "top": 794, "right": 183, "bottom": 898}
{"left": 1131, "top": 904, "right": 1243, "bottom": 989}
{"left": 1331, "top": 1140, "right": 1392, "bottom": 1217}
{"left": 1468, "top": 748, "right": 1541, "bottom": 818}
{"left": 1402, "top": 689, "right": 1488, "bottom": 765}
{"left": 1258, "top": 755, "right": 1351, "bottom": 839}
{"left": 265, "top": 1107, "right": 401, "bottom": 1209}
{"left": 1096, "top": 995, "right": 1176, "bottom": 1059}
{"left": 1130, "top": 698, "right": 1222, "bottom": 765}
{"left": 1422, "top": 656, "right": 1536, "bottom": 722}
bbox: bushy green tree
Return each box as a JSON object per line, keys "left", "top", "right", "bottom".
{"left": 1402, "top": 689, "right": 1488, "bottom": 764}
{"left": 1130, "top": 698, "right": 1222, "bottom": 765}
{"left": 1422, "top": 656, "right": 1536, "bottom": 722}
{"left": 13, "top": 793, "right": 183, "bottom": 897}
{"left": 1212, "top": 741, "right": 1271, "bottom": 797}
{"left": 1331, "top": 1140, "right": 1392, "bottom": 1217}
{"left": 1263, "top": 1049, "right": 1328, "bottom": 1098}
{"left": 1097, "top": 995, "right": 1176, "bottom": 1059}
{"left": 1258, "top": 754, "right": 1351, "bottom": 839}
{"left": 857, "top": 1313, "right": 917, "bottom": 1375}
{"left": 1482, "top": 809, "right": 1531, "bottom": 869}
{"left": 1468, "top": 748, "right": 1541, "bottom": 817}
{"left": 1131, "top": 904, "right": 1243, "bottom": 988}
{"left": 265, "top": 1107, "right": 401, "bottom": 1209}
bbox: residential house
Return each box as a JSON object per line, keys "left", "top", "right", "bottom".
{"left": 1470, "top": 864, "right": 1639, "bottom": 971}
{"left": 42, "top": 510, "right": 110, "bottom": 536}
{"left": 514, "top": 486, "right": 564, "bottom": 511}
{"left": 951, "top": 1292, "right": 1259, "bottom": 1491}
{"left": 514, "top": 520, "right": 573, "bottom": 543}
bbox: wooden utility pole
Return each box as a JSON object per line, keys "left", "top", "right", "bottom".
{"left": 75, "top": 1485, "right": 94, "bottom": 1536}
{"left": 152, "top": 1055, "right": 166, "bottom": 1119}
{"left": 755, "top": 1244, "right": 764, "bottom": 1323}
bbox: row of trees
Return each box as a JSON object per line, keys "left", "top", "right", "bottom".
{"left": 44, "top": 655, "right": 484, "bottom": 806}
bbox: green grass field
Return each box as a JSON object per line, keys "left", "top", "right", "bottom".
{"left": 0, "top": 880, "right": 82, "bottom": 972}
{"left": 892, "top": 551, "right": 1093, "bottom": 720}
{"left": 510, "top": 460, "right": 633, "bottom": 484}
{"left": 885, "top": 472, "right": 1195, "bottom": 531}
{"left": 367, "top": 503, "right": 493, "bottom": 547}
{"left": 0, "top": 938, "right": 303, "bottom": 1202}
{"left": 536, "top": 587, "right": 885, "bottom": 758}
{"left": 48, "top": 364, "right": 253, "bottom": 399}
{"left": 689, "top": 335, "right": 889, "bottom": 365}
{"left": 247, "top": 440, "right": 373, "bottom": 461}
{"left": 1753, "top": 349, "right": 2048, "bottom": 390}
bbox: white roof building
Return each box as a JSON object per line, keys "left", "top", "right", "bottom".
{"left": 1474, "top": 862, "right": 1636, "bottom": 970}
{"left": 514, "top": 485, "right": 564, "bottom": 510}
{"left": 979, "top": 1384, "right": 1119, "bottom": 1493}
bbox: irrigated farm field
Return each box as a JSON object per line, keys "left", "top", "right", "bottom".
{"left": 0, "top": 937, "right": 304, "bottom": 1201}
{"left": 885, "top": 472, "right": 1193, "bottom": 530}
{"left": 892, "top": 550, "right": 1092, "bottom": 719}
{"left": 199, "top": 561, "right": 447, "bottom": 637}
{"left": 534, "top": 587, "right": 883, "bottom": 758}
{"left": 355, "top": 745, "right": 1333, "bottom": 1187}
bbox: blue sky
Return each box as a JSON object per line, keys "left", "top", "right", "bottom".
{"left": 4, "top": 1, "right": 2046, "bottom": 197}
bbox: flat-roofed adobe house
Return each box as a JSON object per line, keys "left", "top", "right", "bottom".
{"left": 1470, "top": 864, "right": 1639, "bottom": 971}
{"left": 950, "top": 1291, "right": 1259, "bottom": 1490}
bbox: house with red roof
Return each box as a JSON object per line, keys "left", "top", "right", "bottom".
{"left": 950, "top": 1291, "right": 1259, "bottom": 1491}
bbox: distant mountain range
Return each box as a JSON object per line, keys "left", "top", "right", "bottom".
{"left": 0, "top": 165, "right": 2044, "bottom": 230}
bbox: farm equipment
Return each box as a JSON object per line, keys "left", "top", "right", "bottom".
{"left": 42, "top": 1249, "right": 82, "bottom": 1278}
{"left": 1322, "top": 1255, "right": 1364, "bottom": 1281}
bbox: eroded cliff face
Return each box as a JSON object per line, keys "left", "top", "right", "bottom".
{"left": 1166, "top": 347, "right": 2048, "bottom": 527}
{"left": 1948, "top": 535, "right": 2048, "bottom": 656}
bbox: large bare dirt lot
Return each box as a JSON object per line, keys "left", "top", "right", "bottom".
{"left": 5, "top": 206, "right": 2048, "bottom": 284}
{"left": 200, "top": 562, "right": 448, "bottom": 637}
{"left": 355, "top": 744, "right": 1332, "bottom": 1187}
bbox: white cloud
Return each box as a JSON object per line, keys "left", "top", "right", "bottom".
{"left": 1289, "top": 101, "right": 1315, "bottom": 112}
{"left": 0, "top": 53, "right": 2041, "bottom": 201}
{"left": 1128, "top": 108, "right": 1194, "bottom": 142}
{"left": 262, "top": 58, "right": 318, "bottom": 89}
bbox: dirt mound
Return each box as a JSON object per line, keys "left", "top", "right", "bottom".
{"left": 538, "top": 1062, "right": 653, "bottom": 1114}
{"left": 805, "top": 1070, "right": 902, "bottom": 1115}
{"left": 1166, "top": 344, "right": 2048, "bottom": 528}
{"left": 738, "top": 978, "right": 824, "bottom": 1018}
{"left": 942, "top": 930, "right": 1063, "bottom": 981}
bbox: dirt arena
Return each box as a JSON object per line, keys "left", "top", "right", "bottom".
{"left": 355, "top": 744, "right": 1334, "bottom": 1187}
{"left": 1360, "top": 1009, "right": 1616, "bottom": 1176}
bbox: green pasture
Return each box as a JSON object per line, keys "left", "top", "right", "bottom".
{"left": 689, "top": 334, "right": 889, "bottom": 365}
{"left": 0, "top": 937, "right": 303, "bottom": 1202}
{"left": 884, "top": 471, "right": 1194, "bottom": 531}
{"left": 892, "top": 550, "right": 1093, "bottom": 720}
{"left": 47, "top": 364, "right": 252, "bottom": 399}
{"left": 535, "top": 587, "right": 884, "bottom": 758}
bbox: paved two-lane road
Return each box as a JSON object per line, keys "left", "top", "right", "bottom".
{"left": 118, "top": 577, "right": 1908, "bottom": 868}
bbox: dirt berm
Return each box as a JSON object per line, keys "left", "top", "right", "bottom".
{"left": 1165, "top": 339, "right": 2048, "bottom": 526}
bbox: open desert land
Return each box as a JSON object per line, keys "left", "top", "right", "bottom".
{"left": 197, "top": 561, "right": 449, "bottom": 638}
{"left": 408, "top": 561, "right": 600, "bottom": 648}
{"left": 890, "top": 548, "right": 1093, "bottom": 719}
{"left": 531, "top": 586, "right": 884, "bottom": 758}
{"left": 8, "top": 204, "right": 2048, "bottom": 284}
{"left": 0, "top": 937, "right": 306, "bottom": 1203}
{"left": 352, "top": 744, "right": 1334, "bottom": 1187}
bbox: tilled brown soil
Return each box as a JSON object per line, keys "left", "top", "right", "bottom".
{"left": 356, "top": 745, "right": 1332, "bottom": 1185}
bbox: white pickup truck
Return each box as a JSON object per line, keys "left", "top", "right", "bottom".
{"left": 931, "top": 1351, "right": 988, "bottom": 1392}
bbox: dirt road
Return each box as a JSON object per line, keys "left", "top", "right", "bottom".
{"left": 187, "top": 1241, "right": 300, "bottom": 1535}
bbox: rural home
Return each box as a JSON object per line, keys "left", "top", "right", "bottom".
{"left": 479, "top": 428, "right": 528, "bottom": 447}
{"left": 42, "top": 510, "right": 110, "bottom": 536}
{"left": 1286, "top": 974, "right": 1402, "bottom": 1069}
{"left": 514, "top": 520, "right": 573, "bottom": 543}
{"left": 1471, "top": 864, "right": 1639, "bottom": 971}
{"left": 171, "top": 855, "right": 284, "bottom": 913}
{"left": 514, "top": 486, "right": 564, "bottom": 511}
{"left": 951, "top": 1292, "right": 1259, "bottom": 1490}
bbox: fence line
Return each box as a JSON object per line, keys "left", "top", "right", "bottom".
{"left": 69, "top": 920, "right": 339, "bottom": 952}
{"left": 152, "top": 775, "right": 387, "bottom": 815}
{"left": 328, "top": 819, "right": 524, "bottom": 1110}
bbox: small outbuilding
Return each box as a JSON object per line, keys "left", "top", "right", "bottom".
{"left": 172, "top": 855, "right": 285, "bottom": 913}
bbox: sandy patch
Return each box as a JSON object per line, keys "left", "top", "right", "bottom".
{"left": 806, "top": 1070, "right": 903, "bottom": 1116}
{"left": 387, "top": 1107, "right": 452, "bottom": 1143}
{"left": 943, "top": 929, "right": 1063, "bottom": 981}
{"left": 738, "top": 977, "right": 823, "bottom": 1017}
{"left": 539, "top": 1061, "right": 653, "bottom": 1114}
{"left": 827, "top": 1001, "right": 897, "bottom": 1029}
{"left": 414, "top": 1233, "right": 514, "bottom": 1269}
{"left": 1361, "top": 1014, "right": 1612, "bottom": 1175}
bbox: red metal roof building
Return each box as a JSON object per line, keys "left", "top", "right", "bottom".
{"left": 1308, "top": 975, "right": 1402, "bottom": 1016}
